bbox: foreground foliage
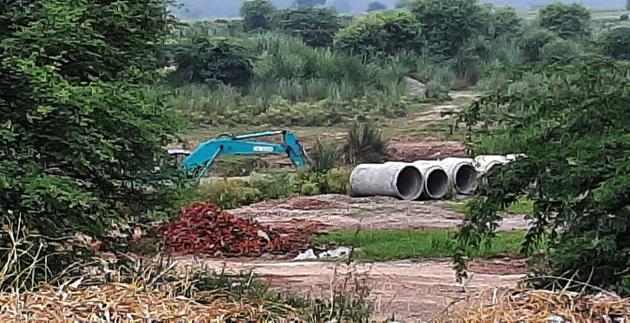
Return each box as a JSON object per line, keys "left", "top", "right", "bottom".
{"left": 456, "top": 56, "right": 630, "bottom": 295}
{"left": 0, "top": 0, "right": 178, "bottom": 280}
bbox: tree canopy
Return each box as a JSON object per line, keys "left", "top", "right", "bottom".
{"left": 456, "top": 56, "right": 630, "bottom": 295}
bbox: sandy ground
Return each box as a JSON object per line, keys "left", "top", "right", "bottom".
{"left": 232, "top": 194, "right": 529, "bottom": 232}
{"left": 174, "top": 256, "right": 525, "bottom": 321}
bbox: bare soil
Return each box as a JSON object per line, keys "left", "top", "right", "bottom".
{"left": 231, "top": 194, "right": 529, "bottom": 232}
{"left": 174, "top": 256, "right": 524, "bottom": 321}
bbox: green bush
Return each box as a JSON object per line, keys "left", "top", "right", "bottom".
{"left": 520, "top": 28, "right": 558, "bottom": 62}
{"left": 343, "top": 122, "right": 389, "bottom": 165}
{"left": 599, "top": 27, "right": 630, "bottom": 60}
{"left": 457, "top": 56, "right": 630, "bottom": 295}
{"left": 621, "top": 14, "right": 629, "bottom": 21}
{"left": 538, "top": 3, "right": 591, "bottom": 39}
{"left": 173, "top": 37, "right": 254, "bottom": 87}
{"left": 540, "top": 38, "right": 582, "bottom": 62}
{"left": 272, "top": 7, "right": 342, "bottom": 47}
{"left": 240, "top": 0, "right": 276, "bottom": 32}
{"left": 334, "top": 10, "right": 421, "bottom": 57}
{"left": 409, "top": 0, "right": 481, "bottom": 57}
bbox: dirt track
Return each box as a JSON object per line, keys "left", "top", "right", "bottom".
{"left": 175, "top": 256, "right": 525, "bottom": 321}
{"left": 222, "top": 194, "right": 529, "bottom": 320}
{"left": 232, "top": 194, "right": 529, "bottom": 232}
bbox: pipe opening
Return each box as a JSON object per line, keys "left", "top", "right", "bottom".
{"left": 454, "top": 164, "right": 478, "bottom": 195}
{"left": 425, "top": 168, "right": 448, "bottom": 199}
{"left": 396, "top": 166, "right": 423, "bottom": 200}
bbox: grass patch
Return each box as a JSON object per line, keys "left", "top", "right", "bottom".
{"left": 316, "top": 229, "right": 525, "bottom": 262}
{"left": 443, "top": 197, "right": 534, "bottom": 215}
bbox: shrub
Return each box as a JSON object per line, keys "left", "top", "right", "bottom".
{"left": 540, "top": 38, "right": 582, "bottom": 62}
{"left": 621, "top": 13, "right": 629, "bottom": 21}
{"left": 599, "top": 27, "right": 630, "bottom": 60}
{"left": 173, "top": 37, "right": 254, "bottom": 87}
{"left": 309, "top": 139, "right": 342, "bottom": 173}
{"left": 240, "top": 0, "right": 276, "bottom": 32}
{"left": 456, "top": 56, "right": 630, "bottom": 295}
{"left": 334, "top": 10, "right": 421, "bottom": 57}
{"left": 538, "top": 3, "right": 591, "bottom": 39}
{"left": 272, "top": 7, "right": 342, "bottom": 47}
{"left": 409, "top": 0, "right": 481, "bottom": 57}
{"left": 343, "top": 122, "right": 388, "bottom": 164}
{"left": 520, "top": 28, "right": 558, "bottom": 62}
{"left": 367, "top": 1, "right": 387, "bottom": 12}
{"left": 197, "top": 180, "right": 262, "bottom": 210}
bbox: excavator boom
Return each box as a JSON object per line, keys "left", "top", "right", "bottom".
{"left": 171, "top": 130, "right": 308, "bottom": 178}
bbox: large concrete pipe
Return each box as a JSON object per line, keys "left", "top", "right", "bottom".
{"left": 411, "top": 161, "right": 449, "bottom": 200}
{"left": 350, "top": 163, "right": 423, "bottom": 200}
{"left": 439, "top": 157, "right": 478, "bottom": 195}
{"left": 473, "top": 155, "right": 512, "bottom": 175}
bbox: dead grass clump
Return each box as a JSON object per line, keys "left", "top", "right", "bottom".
{"left": 437, "top": 288, "right": 630, "bottom": 322}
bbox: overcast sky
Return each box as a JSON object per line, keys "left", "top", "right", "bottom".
{"left": 172, "top": 0, "right": 626, "bottom": 19}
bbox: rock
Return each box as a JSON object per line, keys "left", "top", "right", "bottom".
{"left": 404, "top": 76, "right": 427, "bottom": 94}
{"left": 294, "top": 249, "right": 318, "bottom": 261}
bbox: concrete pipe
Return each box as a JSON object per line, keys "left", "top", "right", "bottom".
{"left": 439, "top": 157, "right": 478, "bottom": 195}
{"left": 350, "top": 163, "right": 423, "bottom": 200}
{"left": 473, "top": 155, "right": 512, "bottom": 175}
{"left": 411, "top": 161, "right": 449, "bottom": 200}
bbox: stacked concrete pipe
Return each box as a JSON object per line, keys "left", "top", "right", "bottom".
{"left": 473, "top": 155, "right": 512, "bottom": 175}
{"left": 411, "top": 161, "right": 449, "bottom": 200}
{"left": 349, "top": 162, "right": 423, "bottom": 200}
{"left": 438, "top": 157, "right": 478, "bottom": 195}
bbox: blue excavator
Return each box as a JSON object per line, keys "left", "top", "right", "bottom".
{"left": 168, "top": 130, "right": 308, "bottom": 178}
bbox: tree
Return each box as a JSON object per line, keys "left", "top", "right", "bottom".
{"left": 456, "top": 56, "right": 630, "bottom": 295}
{"left": 478, "top": 5, "right": 522, "bottom": 39}
{"left": 367, "top": 1, "right": 387, "bottom": 12}
{"left": 172, "top": 37, "right": 254, "bottom": 87}
{"left": 539, "top": 3, "right": 591, "bottom": 39}
{"left": 293, "top": 0, "right": 325, "bottom": 7}
{"left": 334, "top": 10, "right": 421, "bottom": 56}
{"left": 240, "top": 0, "right": 276, "bottom": 31}
{"left": 0, "top": 0, "right": 176, "bottom": 278}
{"left": 272, "top": 7, "right": 342, "bottom": 47}
{"left": 599, "top": 27, "right": 630, "bottom": 60}
{"left": 520, "top": 28, "right": 557, "bottom": 62}
{"left": 329, "top": 0, "right": 352, "bottom": 13}
{"left": 408, "top": 0, "right": 481, "bottom": 57}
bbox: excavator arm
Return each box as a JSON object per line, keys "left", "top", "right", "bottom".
{"left": 175, "top": 130, "right": 308, "bottom": 178}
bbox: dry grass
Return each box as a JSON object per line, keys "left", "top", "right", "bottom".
{"left": 436, "top": 287, "right": 630, "bottom": 322}
{"left": 0, "top": 282, "right": 296, "bottom": 322}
